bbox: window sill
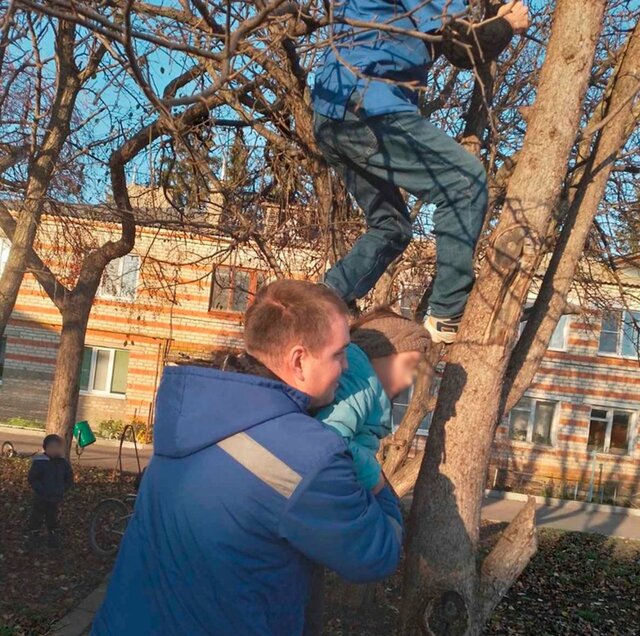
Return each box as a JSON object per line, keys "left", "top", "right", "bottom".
{"left": 505, "top": 439, "right": 555, "bottom": 451}
{"left": 596, "top": 351, "right": 640, "bottom": 361}
{"left": 207, "top": 309, "right": 245, "bottom": 322}
{"left": 96, "top": 295, "right": 136, "bottom": 303}
{"left": 586, "top": 449, "right": 632, "bottom": 458}
{"left": 79, "top": 391, "right": 126, "bottom": 400}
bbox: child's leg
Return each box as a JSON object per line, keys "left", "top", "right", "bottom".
{"left": 366, "top": 112, "right": 488, "bottom": 317}
{"left": 315, "top": 111, "right": 413, "bottom": 302}
{"left": 28, "top": 497, "right": 45, "bottom": 534}
{"left": 315, "top": 109, "right": 487, "bottom": 316}
{"left": 44, "top": 501, "right": 61, "bottom": 547}
{"left": 43, "top": 501, "right": 59, "bottom": 533}
{"left": 302, "top": 566, "right": 325, "bottom": 636}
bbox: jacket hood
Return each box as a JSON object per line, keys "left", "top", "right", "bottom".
{"left": 153, "top": 365, "right": 310, "bottom": 459}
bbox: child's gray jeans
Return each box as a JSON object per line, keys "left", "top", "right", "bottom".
{"left": 314, "top": 103, "right": 488, "bottom": 318}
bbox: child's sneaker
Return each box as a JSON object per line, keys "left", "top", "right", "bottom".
{"left": 424, "top": 314, "right": 463, "bottom": 344}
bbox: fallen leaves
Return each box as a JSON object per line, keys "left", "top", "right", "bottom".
{"left": 323, "top": 522, "right": 640, "bottom": 635}
{"left": 0, "top": 458, "right": 137, "bottom": 636}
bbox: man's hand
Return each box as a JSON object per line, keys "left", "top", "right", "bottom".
{"left": 498, "top": 1, "right": 530, "bottom": 34}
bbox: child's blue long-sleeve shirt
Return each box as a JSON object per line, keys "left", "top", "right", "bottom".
{"left": 316, "top": 344, "right": 391, "bottom": 490}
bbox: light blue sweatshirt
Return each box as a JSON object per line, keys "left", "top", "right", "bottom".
{"left": 316, "top": 344, "right": 391, "bottom": 490}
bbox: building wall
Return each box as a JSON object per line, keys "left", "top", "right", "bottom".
{"left": 1, "top": 212, "right": 639, "bottom": 494}
{"left": 0, "top": 217, "right": 277, "bottom": 429}
{"left": 489, "top": 315, "right": 640, "bottom": 496}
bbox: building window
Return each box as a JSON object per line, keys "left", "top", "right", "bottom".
{"left": 509, "top": 397, "right": 557, "bottom": 445}
{"left": 587, "top": 407, "right": 635, "bottom": 455}
{"left": 391, "top": 378, "right": 440, "bottom": 436}
{"left": 0, "top": 336, "right": 6, "bottom": 384}
{"left": 0, "top": 238, "right": 10, "bottom": 276}
{"left": 80, "top": 347, "right": 130, "bottom": 397}
{"left": 209, "top": 266, "right": 265, "bottom": 313}
{"left": 520, "top": 309, "right": 570, "bottom": 351}
{"left": 598, "top": 310, "right": 640, "bottom": 358}
{"left": 548, "top": 314, "right": 569, "bottom": 351}
{"left": 98, "top": 254, "right": 140, "bottom": 300}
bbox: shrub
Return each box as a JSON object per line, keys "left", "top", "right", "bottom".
{"left": 98, "top": 418, "right": 152, "bottom": 444}
{"left": 4, "top": 417, "right": 45, "bottom": 430}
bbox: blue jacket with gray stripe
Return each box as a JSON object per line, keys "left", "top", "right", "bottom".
{"left": 92, "top": 365, "right": 403, "bottom": 636}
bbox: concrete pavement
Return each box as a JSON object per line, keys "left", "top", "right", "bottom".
{"left": 482, "top": 491, "right": 640, "bottom": 540}
{"left": 0, "top": 425, "right": 152, "bottom": 472}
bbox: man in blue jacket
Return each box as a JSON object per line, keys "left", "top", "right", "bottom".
{"left": 92, "top": 280, "right": 403, "bottom": 636}
{"left": 313, "top": 0, "right": 530, "bottom": 343}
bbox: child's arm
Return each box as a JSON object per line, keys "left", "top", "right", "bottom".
{"left": 64, "top": 460, "right": 74, "bottom": 491}
{"left": 347, "top": 441, "right": 384, "bottom": 492}
{"left": 317, "top": 399, "right": 361, "bottom": 441}
{"left": 28, "top": 460, "right": 44, "bottom": 497}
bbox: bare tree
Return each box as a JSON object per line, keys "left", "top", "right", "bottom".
{"left": 7, "top": 0, "right": 640, "bottom": 630}
{"left": 400, "top": 2, "right": 640, "bottom": 634}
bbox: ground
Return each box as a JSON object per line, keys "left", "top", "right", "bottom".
{"left": 1, "top": 457, "right": 639, "bottom": 635}
{"left": 0, "top": 458, "right": 137, "bottom": 636}
{"left": 324, "top": 522, "right": 640, "bottom": 635}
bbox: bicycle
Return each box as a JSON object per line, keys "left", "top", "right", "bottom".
{"left": 88, "top": 493, "right": 136, "bottom": 557}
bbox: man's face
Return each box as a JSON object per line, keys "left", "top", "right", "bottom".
{"left": 298, "top": 310, "right": 350, "bottom": 409}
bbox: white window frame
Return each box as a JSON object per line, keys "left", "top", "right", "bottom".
{"left": 508, "top": 397, "right": 559, "bottom": 446}
{"left": 598, "top": 309, "right": 640, "bottom": 359}
{"left": 0, "top": 238, "right": 10, "bottom": 277}
{"left": 391, "top": 378, "right": 440, "bottom": 437}
{"left": 0, "top": 335, "right": 6, "bottom": 385}
{"left": 519, "top": 305, "right": 570, "bottom": 352}
{"left": 587, "top": 406, "right": 637, "bottom": 456}
{"left": 97, "top": 254, "right": 140, "bottom": 301}
{"left": 80, "top": 346, "right": 128, "bottom": 399}
{"left": 548, "top": 314, "right": 570, "bottom": 352}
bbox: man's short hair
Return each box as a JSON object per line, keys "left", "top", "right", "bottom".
{"left": 245, "top": 280, "right": 349, "bottom": 362}
{"left": 43, "top": 434, "right": 63, "bottom": 450}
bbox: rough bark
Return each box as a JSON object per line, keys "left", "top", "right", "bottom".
{"left": 389, "top": 450, "right": 423, "bottom": 498}
{"left": 503, "top": 20, "right": 640, "bottom": 413}
{"left": 401, "top": 2, "right": 607, "bottom": 634}
{"left": 46, "top": 296, "right": 94, "bottom": 451}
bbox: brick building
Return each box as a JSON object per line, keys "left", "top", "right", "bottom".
{"left": 1, "top": 200, "right": 639, "bottom": 499}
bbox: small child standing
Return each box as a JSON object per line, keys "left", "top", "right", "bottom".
{"left": 27, "top": 434, "right": 74, "bottom": 549}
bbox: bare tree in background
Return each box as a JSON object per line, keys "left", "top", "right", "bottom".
{"left": 4, "top": 0, "right": 640, "bottom": 631}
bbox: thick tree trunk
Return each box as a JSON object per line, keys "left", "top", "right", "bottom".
{"left": 401, "top": 2, "right": 607, "bottom": 634}
{"left": 46, "top": 297, "right": 93, "bottom": 455}
{"left": 503, "top": 19, "right": 640, "bottom": 413}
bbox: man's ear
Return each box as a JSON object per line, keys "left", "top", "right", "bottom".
{"left": 288, "top": 345, "right": 307, "bottom": 381}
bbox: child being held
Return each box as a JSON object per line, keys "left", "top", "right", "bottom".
{"left": 317, "top": 308, "right": 430, "bottom": 493}
{"left": 27, "top": 434, "right": 74, "bottom": 549}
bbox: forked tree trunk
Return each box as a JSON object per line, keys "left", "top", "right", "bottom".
{"left": 400, "top": 2, "right": 607, "bottom": 634}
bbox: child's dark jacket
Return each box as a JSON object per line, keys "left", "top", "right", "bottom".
{"left": 28, "top": 454, "right": 74, "bottom": 502}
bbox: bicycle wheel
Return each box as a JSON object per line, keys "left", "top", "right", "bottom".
{"left": 2, "top": 441, "right": 16, "bottom": 458}
{"left": 89, "top": 499, "right": 130, "bottom": 557}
